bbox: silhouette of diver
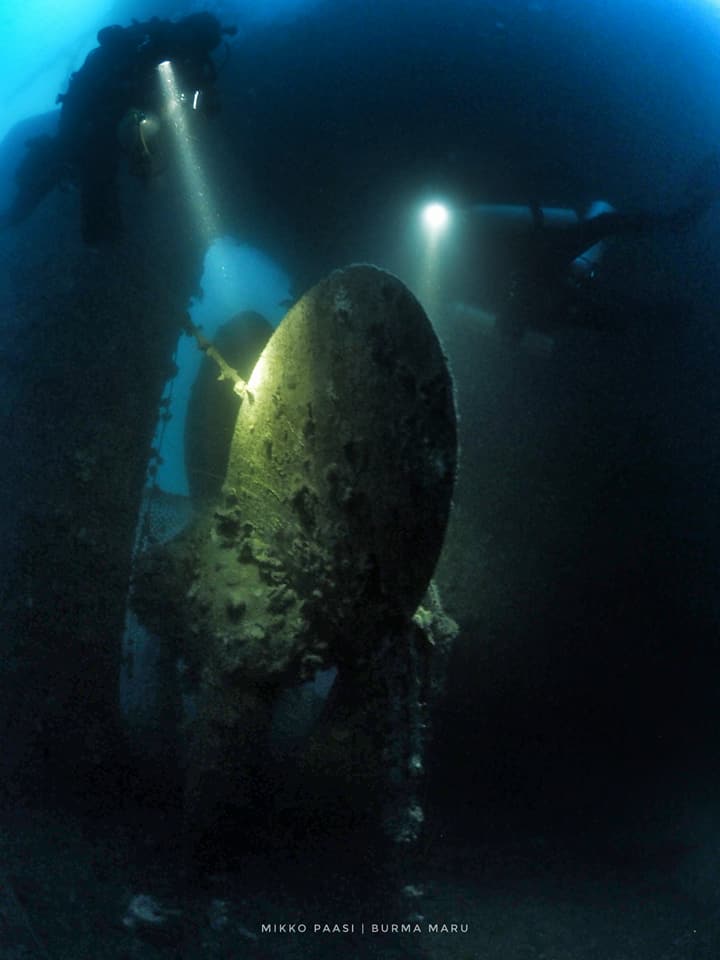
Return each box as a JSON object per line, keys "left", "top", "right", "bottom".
{"left": 469, "top": 152, "right": 720, "bottom": 340}
{"left": 1, "top": 13, "right": 236, "bottom": 244}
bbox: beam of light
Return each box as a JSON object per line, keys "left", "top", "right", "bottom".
{"left": 157, "top": 60, "right": 220, "bottom": 242}
{"left": 416, "top": 200, "right": 454, "bottom": 320}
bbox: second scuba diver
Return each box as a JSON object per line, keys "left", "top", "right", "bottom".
{"left": 1, "top": 13, "right": 236, "bottom": 244}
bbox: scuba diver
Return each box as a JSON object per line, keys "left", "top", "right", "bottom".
{"left": 460, "top": 151, "right": 720, "bottom": 341}
{"left": 0, "top": 13, "right": 237, "bottom": 244}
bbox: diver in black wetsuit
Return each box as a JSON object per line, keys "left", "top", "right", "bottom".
{"left": 467, "top": 152, "right": 720, "bottom": 340}
{"left": 1, "top": 13, "right": 236, "bottom": 244}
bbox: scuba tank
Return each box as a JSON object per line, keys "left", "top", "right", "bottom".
{"left": 466, "top": 200, "right": 616, "bottom": 279}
